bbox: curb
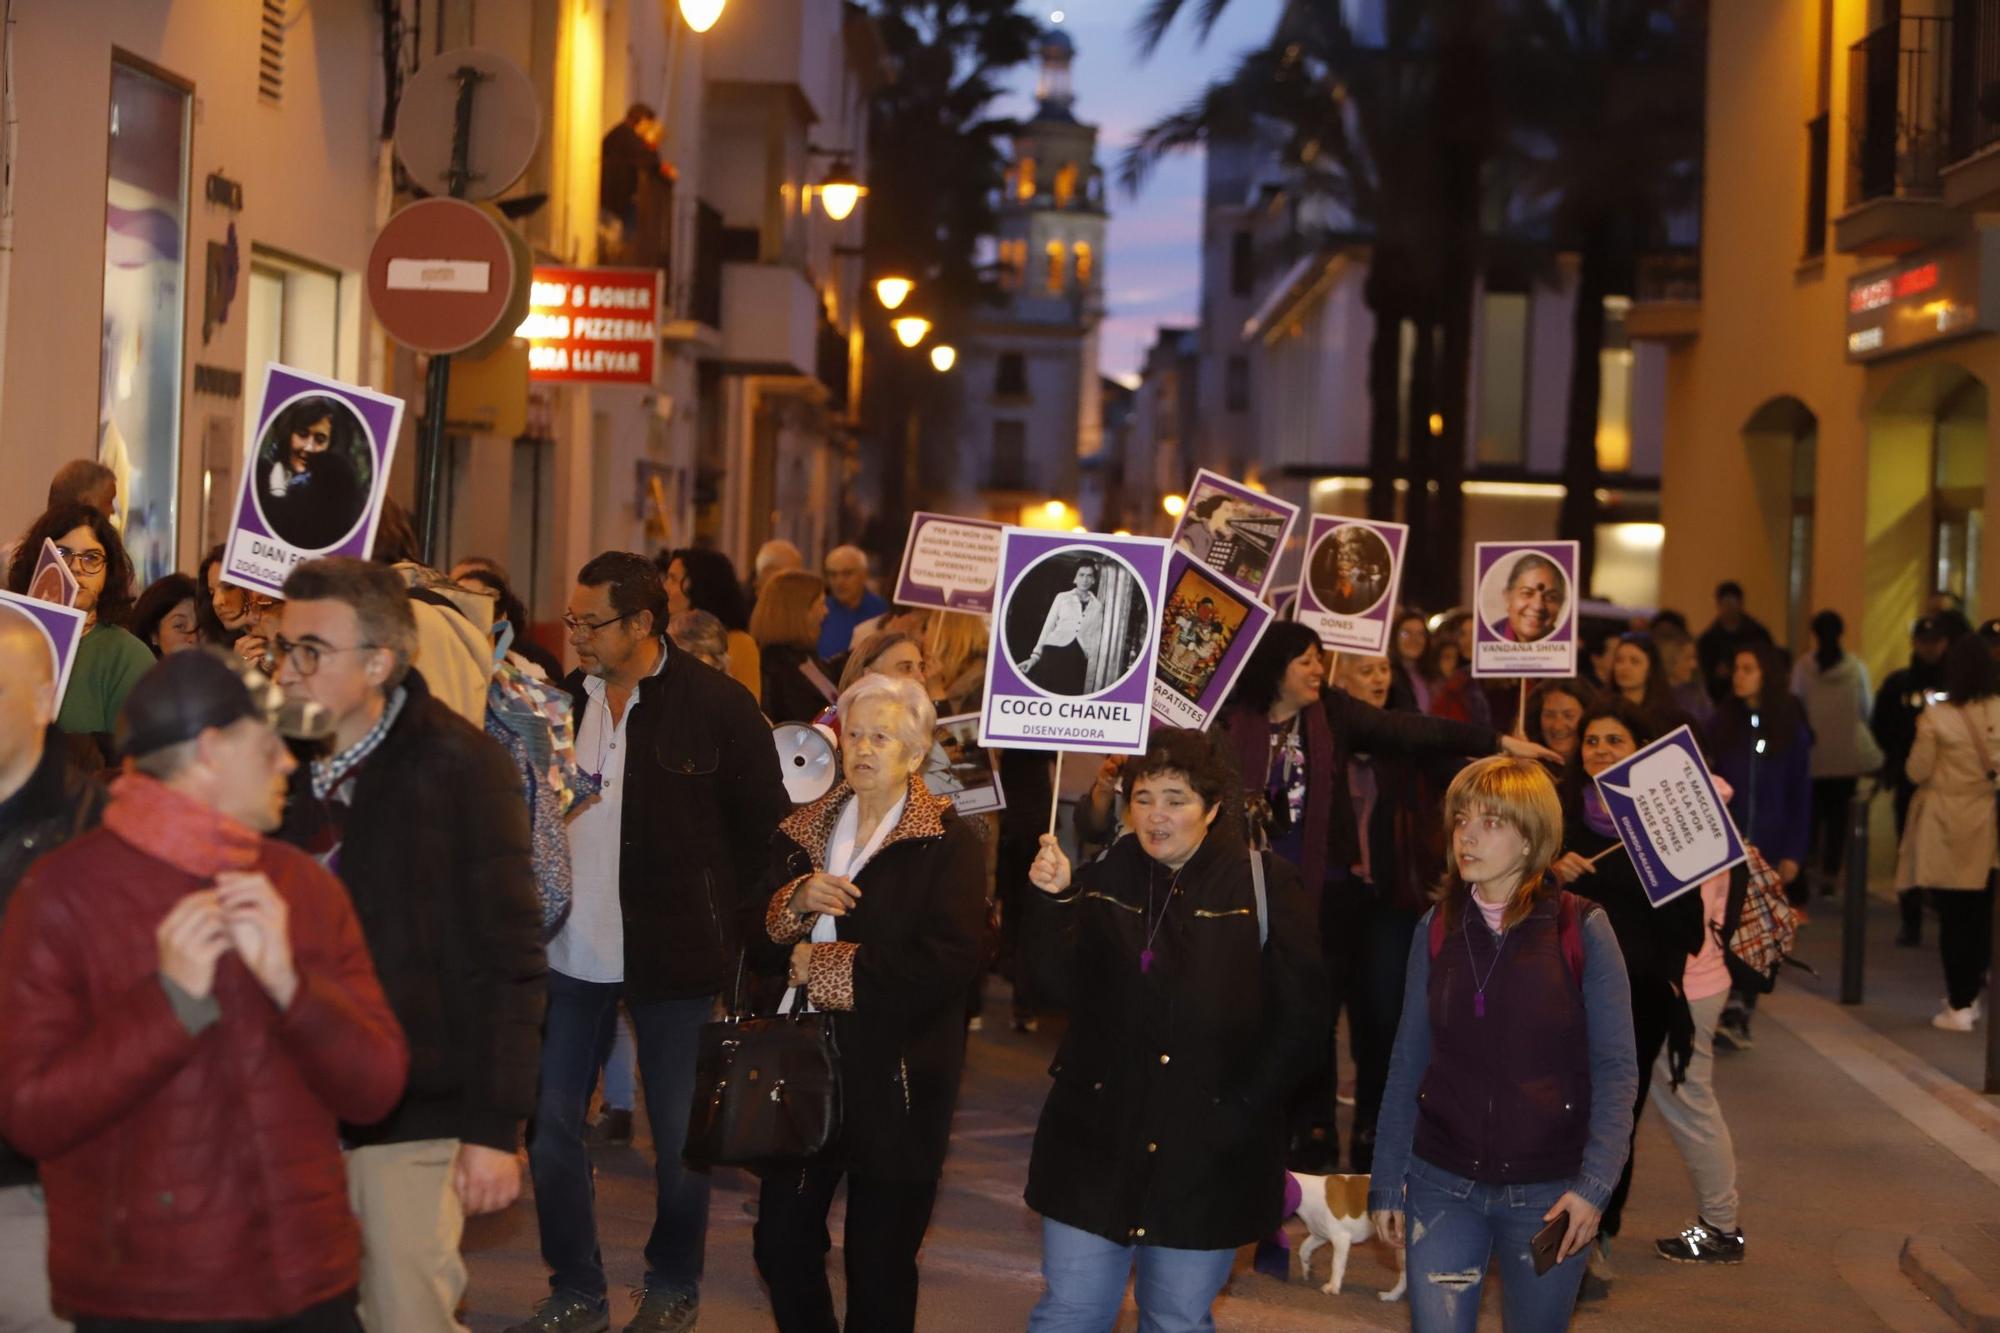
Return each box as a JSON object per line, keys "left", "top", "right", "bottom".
{"left": 1901, "top": 1235, "right": 2000, "bottom": 1331}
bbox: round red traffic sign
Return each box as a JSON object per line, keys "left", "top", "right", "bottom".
{"left": 366, "top": 198, "right": 519, "bottom": 354}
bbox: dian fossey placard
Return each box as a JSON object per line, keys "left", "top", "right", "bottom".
{"left": 223, "top": 365, "right": 405, "bottom": 597}
{"left": 1471, "top": 540, "right": 1579, "bottom": 679}
{"left": 979, "top": 529, "right": 1172, "bottom": 755}
{"left": 1170, "top": 469, "right": 1299, "bottom": 599}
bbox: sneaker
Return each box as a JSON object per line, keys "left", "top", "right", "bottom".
{"left": 588, "top": 1108, "right": 634, "bottom": 1146}
{"left": 966, "top": 1015, "right": 984, "bottom": 1032}
{"left": 1012, "top": 1015, "right": 1039, "bottom": 1034}
{"left": 1714, "top": 1009, "right": 1755, "bottom": 1051}
{"left": 1656, "top": 1219, "right": 1746, "bottom": 1264}
{"left": 1577, "top": 1238, "right": 1614, "bottom": 1300}
{"left": 505, "top": 1292, "right": 610, "bottom": 1333}
{"left": 625, "top": 1288, "right": 698, "bottom": 1333}
{"left": 1932, "top": 1001, "right": 1978, "bottom": 1032}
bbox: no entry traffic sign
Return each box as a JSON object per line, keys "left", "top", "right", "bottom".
{"left": 367, "top": 198, "right": 521, "bottom": 354}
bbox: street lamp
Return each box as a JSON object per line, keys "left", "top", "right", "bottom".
{"left": 818, "top": 158, "right": 862, "bottom": 221}
{"left": 679, "top": 0, "right": 726, "bottom": 32}
{"left": 875, "top": 276, "right": 914, "bottom": 310}
{"left": 1161, "top": 493, "right": 1187, "bottom": 518}
{"left": 930, "top": 344, "right": 957, "bottom": 372}
{"left": 892, "top": 315, "right": 932, "bottom": 348}
{"left": 1043, "top": 500, "right": 1068, "bottom": 520}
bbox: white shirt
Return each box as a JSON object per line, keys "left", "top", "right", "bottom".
{"left": 549, "top": 647, "right": 667, "bottom": 983}
{"left": 781, "top": 790, "right": 907, "bottom": 1014}
{"left": 1036, "top": 588, "right": 1100, "bottom": 650}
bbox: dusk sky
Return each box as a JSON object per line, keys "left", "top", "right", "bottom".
{"left": 995, "top": 0, "right": 1283, "bottom": 383}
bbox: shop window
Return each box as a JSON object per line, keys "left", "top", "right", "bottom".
{"left": 101, "top": 57, "right": 191, "bottom": 585}
{"left": 1595, "top": 298, "right": 1633, "bottom": 473}
{"left": 1045, "top": 240, "right": 1066, "bottom": 294}
{"left": 1017, "top": 156, "right": 1036, "bottom": 201}
{"left": 1073, "top": 240, "right": 1093, "bottom": 285}
{"left": 1476, "top": 291, "right": 1529, "bottom": 466}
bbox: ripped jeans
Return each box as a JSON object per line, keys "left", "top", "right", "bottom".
{"left": 1403, "top": 1157, "right": 1588, "bottom": 1332}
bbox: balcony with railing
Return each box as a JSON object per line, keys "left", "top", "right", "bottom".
{"left": 1836, "top": 14, "right": 1963, "bottom": 254}
{"left": 1942, "top": 0, "right": 2000, "bottom": 206}
{"left": 1623, "top": 251, "right": 1701, "bottom": 344}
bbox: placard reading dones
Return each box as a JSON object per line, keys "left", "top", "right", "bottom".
{"left": 979, "top": 529, "right": 1172, "bottom": 755}
{"left": 1471, "top": 540, "right": 1579, "bottom": 678}
{"left": 223, "top": 365, "right": 406, "bottom": 597}
{"left": 1295, "top": 515, "right": 1406, "bottom": 654}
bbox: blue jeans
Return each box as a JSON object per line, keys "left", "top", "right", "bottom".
{"left": 528, "top": 971, "right": 712, "bottom": 1304}
{"left": 1027, "top": 1217, "right": 1236, "bottom": 1333}
{"left": 1402, "top": 1157, "right": 1587, "bottom": 1332}
{"left": 601, "top": 1009, "right": 637, "bottom": 1111}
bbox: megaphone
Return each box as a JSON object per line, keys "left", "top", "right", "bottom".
{"left": 773, "top": 722, "right": 840, "bottom": 804}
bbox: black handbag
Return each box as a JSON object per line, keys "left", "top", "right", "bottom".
{"left": 683, "top": 962, "right": 842, "bottom": 1169}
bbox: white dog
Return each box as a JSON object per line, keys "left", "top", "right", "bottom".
{"left": 1288, "top": 1171, "right": 1407, "bottom": 1301}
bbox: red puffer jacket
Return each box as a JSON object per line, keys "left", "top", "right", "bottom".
{"left": 0, "top": 791, "right": 408, "bottom": 1322}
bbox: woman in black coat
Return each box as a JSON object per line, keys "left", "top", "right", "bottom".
{"left": 1550, "top": 695, "right": 1704, "bottom": 1294}
{"left": 753, "top": 673, "right": 986, "bottom": 1332}
{"left": 1022, "top": 727, "right": 1325, "bottom": 1331}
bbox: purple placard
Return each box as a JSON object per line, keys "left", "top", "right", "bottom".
{"left": 1592, "top": 726, "right": 1747, "bottom": 906}
{"left": 1170, "top": 469, "right": 1300, "bottom": 599}
{"left": 1295, "top": 515, "right": 1407, "bottom": 654}
{"left": 0, "top": 590, "right": 88, "bottom": 713}
{"left": 1472, "top": 540, "right": 1579, "bottom": 678}
{"left": 1151, "top": 554, "right": 1274, "bottom": 731}
{"left": 979, "top": 529, "right": 1172, "bottom": 755}
{"left": 28, "top": 539, "right": 80, "bottom": 607}
{"left": 893, "top": 511, "right": 1005, "bottom": 615}
{"left": 222, "top": 364, "right": 407, "bottom": 597}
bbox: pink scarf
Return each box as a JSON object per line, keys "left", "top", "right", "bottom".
{"left": 102, "top": 773, "right": 263, "bottom": 880}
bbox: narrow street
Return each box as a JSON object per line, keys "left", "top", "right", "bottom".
{"left": 465, "top": 918, "right": 2000, "bottom": 1332}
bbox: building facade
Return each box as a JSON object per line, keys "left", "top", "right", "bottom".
{"left": 0, "top": 0, "right": 876, "bottom": 638}
{"left": 1643, "top": 0, "right": 2000, "bottom": 683}
{"left": 954, "top": 27, "right": 1106, "bottom": 529}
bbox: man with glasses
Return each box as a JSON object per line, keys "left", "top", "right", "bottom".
{"left": 507, "top": 552, "right": 786, "bottom": 1333}
{"left": 272, "top": 558, "right": 546, "bottom": 1333}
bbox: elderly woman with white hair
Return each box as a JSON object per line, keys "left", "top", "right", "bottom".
{"left": 753, "top": 673, "right": 987, "bottom": 1332}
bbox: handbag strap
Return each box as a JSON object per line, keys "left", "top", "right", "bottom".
{"left": 1250, "top": 851, "right": 1269, "bottom": 949}
{"left": 1959, "top": 703, "right": 1999, "bottom": 783}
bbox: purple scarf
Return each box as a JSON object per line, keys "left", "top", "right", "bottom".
{"left": 1582, "top": 787, "right": 1617, "bottom": 838}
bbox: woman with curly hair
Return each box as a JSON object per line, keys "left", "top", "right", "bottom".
{"left": 5, "top": 501, "right": 154, "bottom": 751}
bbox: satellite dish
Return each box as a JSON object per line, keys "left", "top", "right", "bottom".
{"left": 773, "top": 723, "right": 839, "bottom": 804}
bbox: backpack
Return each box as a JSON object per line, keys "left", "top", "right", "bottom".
{"left": 1429, "top": 889, "right": 1588, "bottom": 986}
{"left": 484, "top": 654, "right": 584, "bottom": 941}
{"left": 1719, "top": 845, "right": 1801, "bottom": 994}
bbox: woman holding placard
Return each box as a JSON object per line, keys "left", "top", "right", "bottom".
{"left": 1550, "top": 697, "right": 1704, "bottom": 1298}
{"left": 1022, "top": 727, "right": 1323, "bottom": 1331}
{"left": 1369, "top": 756, "right": 1636, "bottom": 1332}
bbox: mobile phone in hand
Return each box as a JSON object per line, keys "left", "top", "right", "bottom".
{"left": 1530, "top": 1213, "right": 1570, "bottom": 1276}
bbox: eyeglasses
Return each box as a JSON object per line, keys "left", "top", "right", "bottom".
{"left": 562, "top": 609, "right": 639, "bottom": 637}
{"left": 56, "top": 545, "right": 106, "bottom": 574}
{"left": 272, "top": 634, "right": 378, "bottom": 677}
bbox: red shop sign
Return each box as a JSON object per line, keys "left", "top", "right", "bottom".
{"left": 516, "top": 265, "right": 661, "bottom": 384}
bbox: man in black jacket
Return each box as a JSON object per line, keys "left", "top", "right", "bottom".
{"left": 273, "top": 558, "right": 546, "bottom": 1333}
{"left": 0, "top": 605, "right": 104, "bottom": 1332}
{"left": 508, "top": 552, "right": 787, "bottom": 1333}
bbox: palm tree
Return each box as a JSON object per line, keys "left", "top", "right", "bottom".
{"left": 1122, "top": 0, "right": 1499, "bottom": 605}
{"left": 1507, "top": 0, "right": 1704, "bottom": 594}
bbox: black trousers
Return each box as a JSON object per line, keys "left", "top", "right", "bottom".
{"left": 1808, "top": 776, "right": 1859, "bottom": 895}
{"left": 1933, "top": 883, "right": 1996, "bottom": 1011}
{"left": 74, "top": 1293, "right": 360, "bottom": 1333}
{"left": 1603, "top": 974, "right": 1676, "bottom": 1238}
{"left": 1291, "top": 877, "right": 1370, "bottom": 1151}
{"left": 1895, "top": 786, "right": 1925, "bottom": 938}
{"left": 754, "top": 1163, "right": 939, "bottom": 1332}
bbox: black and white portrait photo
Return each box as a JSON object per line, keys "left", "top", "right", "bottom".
{"left": 1004, "top": 547, "right": 1152, "bottom": 698}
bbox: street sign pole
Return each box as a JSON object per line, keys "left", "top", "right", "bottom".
{"left": 416, "top": 64, "right": 483, "bottom": 566}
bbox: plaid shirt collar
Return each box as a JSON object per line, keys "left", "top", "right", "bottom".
{"left": 310, "top": 686, "right": 408, "bottom": 801}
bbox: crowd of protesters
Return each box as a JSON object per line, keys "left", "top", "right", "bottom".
{"left": 0, "top": 454, "right": 1991, "bottom": 1332}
